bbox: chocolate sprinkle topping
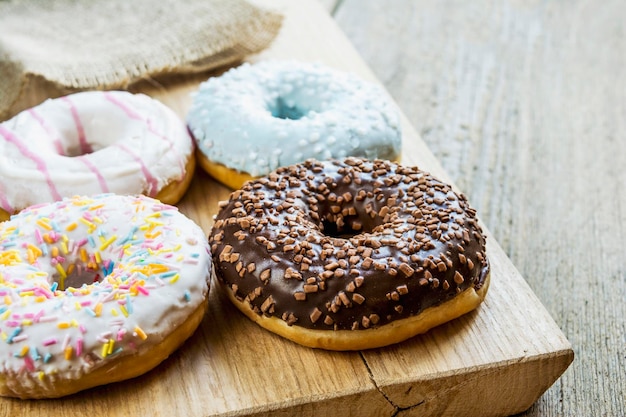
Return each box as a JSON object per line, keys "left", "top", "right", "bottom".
{"left": 210, "top": 158, "right": 489, "bottom": 331}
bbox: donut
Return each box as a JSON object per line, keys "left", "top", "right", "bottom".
{"left": 0, "top": 194, "right": 211, "bottom": 398}
{"left": 209, "top": 158, "right": 490, "bottom": 351}
{"left": 187, "top": 60, "right": 402, "bottom": 189}
{"left": 0, "top": 90, "right": 196, "bottom": 221}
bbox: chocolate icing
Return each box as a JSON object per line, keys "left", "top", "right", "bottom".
{"left": 210, "top": 158, "right": 489, "bottom": 331}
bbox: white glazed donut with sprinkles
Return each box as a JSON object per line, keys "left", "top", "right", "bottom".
{"left": 0, "top": 91, "right": 196, "bottom": 221}
{"left": 0, "top": 194, "right": 211, "bottom": 398}
{"left": 187, "top": 60, "right": 402, "bottom": 189}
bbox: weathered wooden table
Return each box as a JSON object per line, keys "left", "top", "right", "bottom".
{"left": 322, "top": 1, "right": 626, "bottom": 416}
{"left": 2, "top": 0, "right": 623, "bottom": 416}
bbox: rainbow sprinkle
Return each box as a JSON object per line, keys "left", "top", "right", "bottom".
{"left": 0, "top": 194, "right": 209, "bottom": 386}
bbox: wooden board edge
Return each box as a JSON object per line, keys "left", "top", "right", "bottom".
{"left": 378, "top": 348, "right": 574, "bottom": 416}
{"left": 239, "top": 387, "right": 396, "bottom": 417}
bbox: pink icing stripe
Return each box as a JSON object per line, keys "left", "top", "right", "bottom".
{"left": 103, "top": 91, "right": 143, "bottom": 121}
{"left": 27, "top": 108, "right": 64, "bottom": 154}
{"left": 116, "top": 143, "right": 159, "bottom": 196}
{"left": 78, "top": 156, "right": 109, "bottom": 193}
{"left": 29, "top": 95, "right": 109, "bottom": 194}
{"left": 61, "top": 96, "right": 92, "bottom": 155}
{"left": 104, "top": 91, "right": 186, "bottom": 172}
{"left": 0, "top": 125, "right": 62, "bottom": 202}
{"left": 104, "top": 91, "right": 174, "bottom": 145}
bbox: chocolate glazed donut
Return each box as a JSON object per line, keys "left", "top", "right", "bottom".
{"left": 209, "top": 158, "right": 490, "bottom": 350}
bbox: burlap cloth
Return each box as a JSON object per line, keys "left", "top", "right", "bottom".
{"left": 0, "top": 0, "right": 283, "bottom": 121}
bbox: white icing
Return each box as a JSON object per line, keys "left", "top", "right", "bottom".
{"left": 0, "top": 91, "right": 193, "bottom": 214}
{"left": 0, "top": 194, "right": 211, "bottom": 396}
{"left": 187, "top": 60, "right": 402, "bottom": 177}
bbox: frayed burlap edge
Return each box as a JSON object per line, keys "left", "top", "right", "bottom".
{"left": 0, "top": 0, "right": 283, "bottom": 121}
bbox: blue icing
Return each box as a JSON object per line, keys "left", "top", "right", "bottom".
{"left": 187, "top": 60, "right": 401, "bottom": 178}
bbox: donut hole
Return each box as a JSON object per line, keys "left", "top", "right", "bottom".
{"left": 54, "top": 106, "right": 129, "bottom": 157}
{"left": 50, "top": 258, "right": 112, "bottom": 290}
{"left": 268, "top": 97, "right": 307, "bottom": 120}
{"left": 61, "top": 142, "right": 101, "bottom": 158}
{"left": 321, "top": 218, "right": 361, "bottom": 238}
{"left": 320, "top": 213, "right": 380, "bottom": 239}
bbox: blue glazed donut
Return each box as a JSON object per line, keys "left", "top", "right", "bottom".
{"left": 187, "top": 60, "right": 402, "bottom": 189}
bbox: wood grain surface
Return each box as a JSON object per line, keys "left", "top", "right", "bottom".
{"left": 325, "top": 1, "right": 626, "bottom": 416}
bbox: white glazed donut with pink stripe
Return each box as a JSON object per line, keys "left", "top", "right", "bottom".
{"left": 0, "top": 91, "right": 194, "bottom": 216}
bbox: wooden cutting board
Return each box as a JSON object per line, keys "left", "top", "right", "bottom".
{"left": 2, "top": 1, "right": 573, "bottom": 416}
